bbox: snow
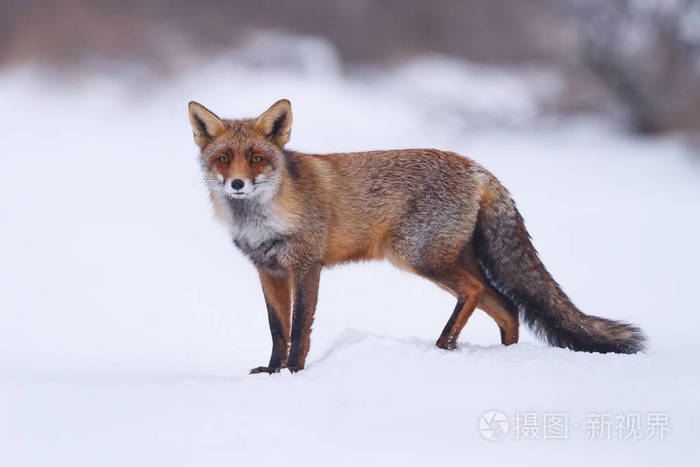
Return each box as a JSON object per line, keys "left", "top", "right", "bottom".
{"left": 1, "top": 40, "right": 699, "bottom": 466}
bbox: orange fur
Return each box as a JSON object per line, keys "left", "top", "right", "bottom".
{"left": 187, "top": 99, "right": 647, "bottom": 373}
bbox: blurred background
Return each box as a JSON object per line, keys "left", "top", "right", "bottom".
{"left": 1, "top": 2, "right": 700, "bottom": 465}
{"left": 2, "top": 0, "right": 700, "bottom": 135}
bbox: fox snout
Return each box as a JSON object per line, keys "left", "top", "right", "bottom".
{"left": 224, "top": 176, "right": 258, "bottom": 197}
{"left": 231, "top": 179, "right": 245, "bottom": 191}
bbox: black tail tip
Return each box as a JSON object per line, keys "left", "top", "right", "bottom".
{"left": 612, "top": 325, "right": 647, "bottom": 354}
{"left": 532, "top": 315, "right": 648, "bottom": 354}
{"left": 573, "top": 321, "right": 647, "bottom": 354}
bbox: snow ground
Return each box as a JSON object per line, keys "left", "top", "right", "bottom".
{"left": 1, "top": 42, "right": 699, "bottom": 466}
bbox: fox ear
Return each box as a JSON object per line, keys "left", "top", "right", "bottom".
{"left": 253, "top": 99, "right": 292, "bottom": 147}
{"left": 188, "top": 101, "right": 226, "bottom": 149}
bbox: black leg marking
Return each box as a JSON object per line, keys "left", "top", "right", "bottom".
{"left": 266, "top": 302, "right": 287, "bottom": 368}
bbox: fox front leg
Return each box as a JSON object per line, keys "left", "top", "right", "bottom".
{"left": 287, "top": 262, "right": 322, "bottom": 372}
{"left": 250, "top": 270, "right": 292, "bottom": 374}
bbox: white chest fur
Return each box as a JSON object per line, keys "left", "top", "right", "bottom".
{"left": 220, "top": 197, "right": 291, "bottom": 248}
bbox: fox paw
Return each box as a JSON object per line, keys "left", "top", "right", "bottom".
{"left": 287, "top": 365, "right": 305, "bottom": 373}
{"left": 436, "top": 338, "right": 458, "bottom": 350}
{"left": 249, "top": 366, "right": 281, "bottom": 374}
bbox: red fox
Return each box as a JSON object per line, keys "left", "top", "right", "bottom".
{"left": 188, "top": 99, "right": 646, "bottom": 373}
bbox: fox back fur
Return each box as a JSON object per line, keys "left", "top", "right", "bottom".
{"left": 188, "top": 99, "right": 646, "bottom": 373}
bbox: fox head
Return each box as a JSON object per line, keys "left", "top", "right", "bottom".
{"left": 188, "top": 99, "right": 292, "bottom": 202}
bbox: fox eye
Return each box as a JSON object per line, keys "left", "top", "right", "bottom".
{"left": 252, "top": 155, "right": 263, "bottom": 163}
{"left": 217, "top": 156, "right": 229, "bottom": 163}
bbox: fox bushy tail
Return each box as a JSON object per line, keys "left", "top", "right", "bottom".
{"left": 473, "top": 187, "right": 646, "bottom": 354}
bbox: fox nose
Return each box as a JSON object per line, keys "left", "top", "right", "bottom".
{"left": 231, "top": 179, "right": 244, "bottom": 191}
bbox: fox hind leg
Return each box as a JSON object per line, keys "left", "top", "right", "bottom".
{"left": 414, "top": 264, "right": 484, "bottom": 350}
{"left": 436, "top": 270, "right": 483, "bottom": 350}
{"left": 429, "top": 268, "right": 518, "bottom": 349}
{"left": 388, "top": 217, "right": 486, "bottom": 349}
{"left": 460, "top": 243, "right": 520, "bottom": 346}
{"left": 478, "top": 286, "right": 519, "bottom": 346}
{"left": 390, "top": 244, "right": 484, "bottom": 350}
